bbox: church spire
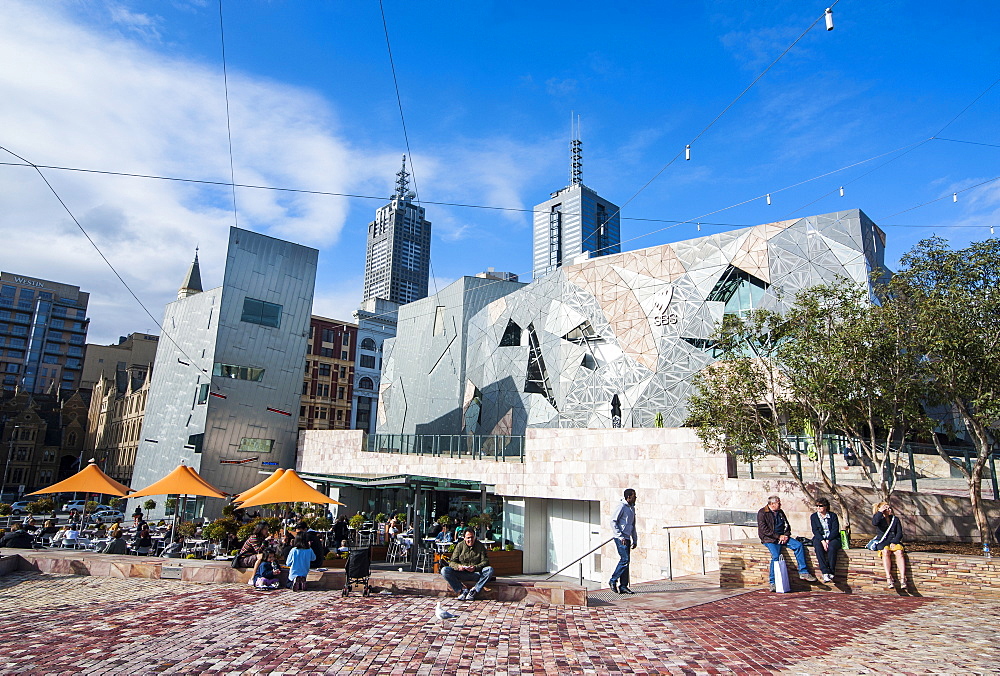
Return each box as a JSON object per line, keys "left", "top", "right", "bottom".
{"left": 178, "top": 249, "right": 203, "bottom": 299}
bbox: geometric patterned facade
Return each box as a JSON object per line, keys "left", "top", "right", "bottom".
{"left": 379, "top": 209, "right": 886, "bottom": 436}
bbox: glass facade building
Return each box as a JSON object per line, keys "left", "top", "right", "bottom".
{"left": 0, "top": 272, "right": 90, "bottom": 395}
{"left": 532, "top": 183, "right": 621, "bottom": 280}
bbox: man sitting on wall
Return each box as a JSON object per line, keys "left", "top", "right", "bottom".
{"left": 441, "top": 528, "right": 494, "bottom": 601}
{"left": 0, "top": 524, "right": 35, "bottom": 549}
{"left": 757, "top": 495, "right": 817, "bottom": 591}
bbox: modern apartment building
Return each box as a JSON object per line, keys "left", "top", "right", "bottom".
{"left": 362, "top": 156, "right": 432, "bottom": 306}
{"left": 0, "top": 272, "right": 90, "bottom": 395}
{"left": 130, "top": 230, "right": 317, "bottom": 519}
{"left": 301, "top": 315, "right": 358, "bottom": 431}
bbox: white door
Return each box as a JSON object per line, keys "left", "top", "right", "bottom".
{"left": 545, "top": 499, "right": 601, "bottom": 582}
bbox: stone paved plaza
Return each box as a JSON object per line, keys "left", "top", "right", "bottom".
{"left": 0, "top": 572, "right": 997, "bottom": 674}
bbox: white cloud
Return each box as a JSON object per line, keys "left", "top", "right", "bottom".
{"left": 0, "top": 0, "right": 564, "bottom": 344}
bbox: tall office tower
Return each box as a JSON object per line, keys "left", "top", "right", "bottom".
{"left": 130, "top": 230, "right": 317, "bottom": 520}
{"left": 362, "top": 156, "right": 432, "bottom": 305}
{"left": 531, "top": 129, "right": 621, "bottom": 279}
{"left": 0, "top": 272, "right": 90, "bottom": 395}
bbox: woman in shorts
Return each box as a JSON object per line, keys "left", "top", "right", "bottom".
{"left": 871, "top": 501, "right": 907, "bottom": 589}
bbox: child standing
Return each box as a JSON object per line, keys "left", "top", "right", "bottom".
{"left": 286, "top": 534, "right": 316, "bottom": 591}
{"left": 253, "top": 551, "right": 282, "bottom": 590}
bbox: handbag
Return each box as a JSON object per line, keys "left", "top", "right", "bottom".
{"left": 866, "top": 516, "right": 896, "bottom": 551}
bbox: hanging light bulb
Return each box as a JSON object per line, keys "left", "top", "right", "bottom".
{"left": 953, "top": 192, "right": 958, "bottom": 203}
{"left": 991, "top": 224, "right": 995, "bottom": 235}
{"left": 696, "top": 222, "right": 701, "bottom": 231}
{"left": 825, "top": 8, "right": 834, "bottom": 31}
{"left": 766, "top": 193, "right": 772, "bottom": 205}
{"left": 685, "top": 145, "right": 691, "bottom": 161}
{"left": 839, "top": 186, "right": 845, "bottom": 197}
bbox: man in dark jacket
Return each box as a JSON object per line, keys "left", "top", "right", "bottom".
{"left": 0, "top": 524, "right": 35, "bottom": 549}
{"left": 441, "top": 528, "right": 494, "bottom": 601}
{"left": 757, "top": 495, "right": 816, "bottom": 591}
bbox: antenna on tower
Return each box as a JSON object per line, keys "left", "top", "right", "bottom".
{"left": 570, "top": 113, "right": 582, "bottom": 186}
{"left": 395, "top": 155, "right": 410, "bottom": 200}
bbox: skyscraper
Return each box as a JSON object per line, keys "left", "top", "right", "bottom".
{"left": 362, "top": 156, "right": 432, "bottom": 306}
{"left": 0, "top": 272, "right": 90, "bottom": 395}
{"left": 531, "top": 129, "right": 621, "bottom": 279}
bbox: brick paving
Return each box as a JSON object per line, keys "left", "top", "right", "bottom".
{"left": 0, "top": 571, "right": 997, "bottom": 674}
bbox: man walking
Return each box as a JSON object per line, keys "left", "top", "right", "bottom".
{"left": 609, "top": 488, "right": 637, "bottom": 594}
{"left": 757, "top": 495, "right": 817, "bottom": 591}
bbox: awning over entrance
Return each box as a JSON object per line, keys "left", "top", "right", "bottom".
{"left": 296, "top": 471, "right": 488, "bottom": 493}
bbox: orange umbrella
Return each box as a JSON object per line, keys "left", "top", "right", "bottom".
{"left": 28, "top": 461, "right": 132, "bottom": 496}
{"left": 233, "top": 468, "right": 285, "bottom": 504}
{"left": 237, "top": 469, "right": 344, "bottom": 509}
{"left": 129, "top": 465, "right": 227, "bottom": 499}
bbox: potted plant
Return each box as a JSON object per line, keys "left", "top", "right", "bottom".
{"left": 348, "top": 514, "right": 365, "bottom": 530}
{"left": 436, "top": 515, "right": 452, "bottom": 526}
{"left": 143, "top": 499, "right": 157, "bottom": 518}
{"left": 0, "top": 504, "right": 11, "bottom": 516}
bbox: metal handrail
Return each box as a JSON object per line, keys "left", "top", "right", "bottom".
{"left": 662, "top": 523, "right": 716, "bottom": 579}
{"left": 545, "top": 537, "right": 614, "bottom": 581}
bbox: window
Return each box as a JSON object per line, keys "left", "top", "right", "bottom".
{"left": 317, "top": 408, "right": 327, "bottom": 420}
{"left": 361, "top": 338, "right": 376, "bottom": 351}
{"left": 38, "top": 469, "right": 52, "bottom": 485}
{"left": 342, "top": 333, "right": 350, "bottom": 345}
{"left": 358, "top": 377, "right": 374, "bottom": 390}
{"left": 321, "top": 328, "right": 336, "bottom": 343}
{"left": 240, "top": 298, "right": 282, "bottom": 328}
{"left": 337, "top": 386, "right": 345, "bottom": 400}
{"left": 336, "top": 410, "right": 344, "bottom": 421}
{"left": 500, "top": 319, "right": 522, "bottom": 347}
{"left": 341, "top": 351, "right": 348, "bottom": 360}
{"left": 318, "top": 384, "right": 330, "bottom": 397}
{"left": 238, "top": 437, "right": 274, "bottom": 453}
{"left": 9, "top": 467, "right": 24, "bottom": 483}
{"left": 186, "top": 433, "right": 205, "bottom": 454}
{"left": 197, "top": 383, "right": 209, "bottom": 404}
{"left": 299, "top": 406, "right": 306, "bottom": 417}
{"left": 14, "top": 447, "right": 29, "bottom": 461}
{"left": 213, "top": 362, "right": 265, "bottom": 382}
{"left": 302, "top": 381, "right": 309, "bottom": 395}
{"left": 433, "top": 306, "right": 445, "bottom": 336}
{"left": 318, "top": 363, "right": 331, "bottom": 377}
{"left": 340, "top": 366, "right": 347, "bottom": 378}
{"left": 360, "top": 354, "right": 376, "bottom": 369}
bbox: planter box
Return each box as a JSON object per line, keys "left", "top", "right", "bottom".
{"left": 370, "top": 545, "right": 388, "bottom": 561}
{"left": 488, "top": 549, "right": 523, "bottom": 576}
{"left": 432, "top": 549, "right": 523, "bottom": 575}
{"left": 321, "top": 558, "right": 347, "bottom": 569}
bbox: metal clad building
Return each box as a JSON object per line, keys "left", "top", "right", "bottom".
{"left": 131, "top": 228, "right": 317, "bottom": 518}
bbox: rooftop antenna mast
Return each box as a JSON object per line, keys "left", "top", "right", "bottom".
{"left": 570, "top": 112, "right": 582, "bottom": 186}
{"left": 395, "top": 154, "right": 410, "bottom": 199}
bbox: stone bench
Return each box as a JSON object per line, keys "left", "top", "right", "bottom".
{"left": 718, "top": 538, "right": 1000, "bottom": 600}
{"left": 0, "top": 550, "right": 586, "bottom": 605}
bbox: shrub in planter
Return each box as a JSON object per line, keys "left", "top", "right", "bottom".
{"left": 307, "top": 516, "right": 331, "bottom": 531}
{"left": 85, "top": 500, "right": 100, "bottom": 512}
{"left": 348, "top": 514, "right": 364, "bottom": 530}
{"left": 178, "top": 521, "right": 198, "bottom": 538}
{"left": 0, "top": 503, "right": 11, "bottom": 516}
{"left": 27, "top": 499, "right": 54, "bottom": 515}
{"left": 185, "top": 554, "right": 198, "bottom": 559}
{"left": 109, "top": 497, "right": 126, "bottom": 511}
{"left": 436, "top": 515, "right": 453, "bottom": 526}
{"left": 374, "top": 513, "right": 387, "bottom": 525}
{"left": 395, "top": 512, "right": 406, "bottom": 524}
{"left": 143, "top": 499, "right": 157, "bottom": 514}
{"left": 504, "top": 543, "right": 515, "bottom": 551}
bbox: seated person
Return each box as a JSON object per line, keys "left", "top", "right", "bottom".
{"left": 336, "top": 539, "right": 350, "bottom": 554}
{"left": 435, "top": 524, "right": 454, "bottom": 544}
{"left": 757, "top": 495, "right": 817, "bottom": 591}
{"left": 38, "top": 520, "right": 59, "bottom": 538}
{"left": 0, "top": 524, "right": 35, "bottom": 549}
{"left": 161, "top": 536, "right": 185, "bottom": 558}
{"left": 21, "top": 515, "right": 38, "bottom": 532}
{"left": 132, "top": 525, "right": 153, "bottom": 554}
{"left": 441, "top": 528, "right": 494, "bottom": 601}
{"left": 253, "top": 550, "right": 283, "bottom": 589}
{"left": 102, "top": 532, "right": 128, "bottom": 555}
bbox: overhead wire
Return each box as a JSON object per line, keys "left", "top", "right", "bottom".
{"left": 0, "top": 144, "right": 206, "bottom": 371}
{"left": 217, "top": 0, "right": 240, "bottom": 229}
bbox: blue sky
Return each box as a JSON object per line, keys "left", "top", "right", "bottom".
{"left": 0, "top": 1, "right": 997, "bottom": 344}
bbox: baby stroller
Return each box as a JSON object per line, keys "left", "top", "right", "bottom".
{"left": 343, "top": 546, "right": 372, "bottom": 597}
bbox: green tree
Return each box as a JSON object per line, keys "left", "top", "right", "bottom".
{"left": 889, "top": 237, "right": 1000, "bottom": 544}
{"left": 109, "top": 497, "right": 126, "bottom": 511}
{"left": 143, "top": 499, "right": 157, "bottom": 517}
